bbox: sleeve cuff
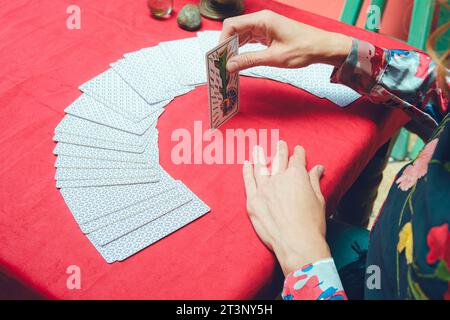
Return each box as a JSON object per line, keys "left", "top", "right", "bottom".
{"left": 330, "top": 38, "right": 443, "bottom": 138}
{"left": 282, "top": 258, "right": 347, "bottom": 300}
{"left": 331, "top": 39, "right": 388, "bottom": 96}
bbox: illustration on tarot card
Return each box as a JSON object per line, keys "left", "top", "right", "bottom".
{"left": 206, "top": 34, "right": 239, "bottom": 129}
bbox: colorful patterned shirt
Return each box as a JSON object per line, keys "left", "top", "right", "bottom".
{"left": 282, "top": 39, "right": 449, "bottom": 300}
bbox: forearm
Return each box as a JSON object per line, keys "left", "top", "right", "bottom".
{"left": 273, "top": 233, "right": 331, "bottom": 276}
{"left": 310, "top": 31, "right": 353, "bottom": 68}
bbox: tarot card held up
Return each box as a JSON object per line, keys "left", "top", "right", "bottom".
{"left": 206, "top": 34, "right": 239, "bottom": 129}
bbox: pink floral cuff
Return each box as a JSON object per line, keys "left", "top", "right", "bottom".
{"left": 282, "top": 258, "right": 347, "bottom": 300}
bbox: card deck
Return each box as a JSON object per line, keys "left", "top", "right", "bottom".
{"left": 111, "top": 47, "right": 194, "bottom": 104}
{"left": 61, "top": 174, "right": 176, "bottom": 225}
{"left": 56, "top": 175, "right": 159, "bottom": 189}
{"left": 92, "top": 191, "right": 210, "bottom": 263}
{"left": 159, "top": 37, "right": 206, "bottom": 86}
{"left": 55, "top": 156, "right": 153, "bottom": 169}
{"left": 55, "top": 167, "right": 158, "bottom": 181}
{"left": 79, "top": 68, "right": 167, "bottom": 123}
{"left": 88, "top": 183, "right": 193, "bottom": 246}
{"left": 53, "top": 134, "right": 159, "bottom": 164}
{"left": 55, "top": 115, "right": 154, "bottom": 146}
{"left": 79, "top": 183, "right": 178, "bottom": 233}
{"left": 53, "top": 131, "right": 150, "bottom": 154}
{"left": 65, "top": 94, "right": 163, "bottom": 135}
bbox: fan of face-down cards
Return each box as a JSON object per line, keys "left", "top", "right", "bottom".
{"left": 53, "top": 31, "right": 360, "bottom": 263}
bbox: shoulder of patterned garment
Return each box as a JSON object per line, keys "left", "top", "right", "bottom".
{"left": 366, "top": 114, "right": 450, "bottom": 300}
{"left": 177, "top": 4, "right": 202, "bottom": 31}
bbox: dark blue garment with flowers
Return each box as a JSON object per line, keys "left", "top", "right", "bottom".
{"left": 282, "top": 39, "right": 449, "bottom": 300}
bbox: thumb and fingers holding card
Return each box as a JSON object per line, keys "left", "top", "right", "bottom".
{"left": 204, "top": 32, "right": 360, "bottom": 127}
{"left": 206, "top": 34, "right": 240, "bottom": 129}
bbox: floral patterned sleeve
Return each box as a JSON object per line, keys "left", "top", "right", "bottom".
{"left": 282, "top": 39, "right": 449, "bottom": 301}
{"left": 331, "top": 39, "right": 448, "bottom": 138}
{"left": 282, "top": 258, "right": 347, "bottom": 300}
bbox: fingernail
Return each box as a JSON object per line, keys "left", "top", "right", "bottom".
{"left": 256, "top": 145, "right": 264, "bottom": 155}
{"left": 252, "top": 145, "right": 258, "bottom": 161}
{"left": 317, "top": 165, "right": 325, "bottom": 175}
{"left": 277, "top": 140, "right": 285, "bottom": 147}
{"left": 227, "top": 60, "right": 238, "bottom": 73}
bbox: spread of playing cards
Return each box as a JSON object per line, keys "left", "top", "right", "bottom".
{"left": 53, "top": 30, "right": 360, "bottom": 263}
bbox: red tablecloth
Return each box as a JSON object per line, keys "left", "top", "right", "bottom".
{"left": 0, "top": 0, "right": 413, "bottom": 299}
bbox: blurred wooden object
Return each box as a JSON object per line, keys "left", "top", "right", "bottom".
{"left": 199, "top": 0, "right": 245, "bottom": 20}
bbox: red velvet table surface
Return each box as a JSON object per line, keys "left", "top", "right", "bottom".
{"left": 0, "top": 0, "right": 413, "bottom": 299}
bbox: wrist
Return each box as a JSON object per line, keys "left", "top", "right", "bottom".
{"left": 274, "top": 234, "right": 331, "bottom": 276}
{"left": 316, "top": 33, "right": 352, "bottom": 67}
